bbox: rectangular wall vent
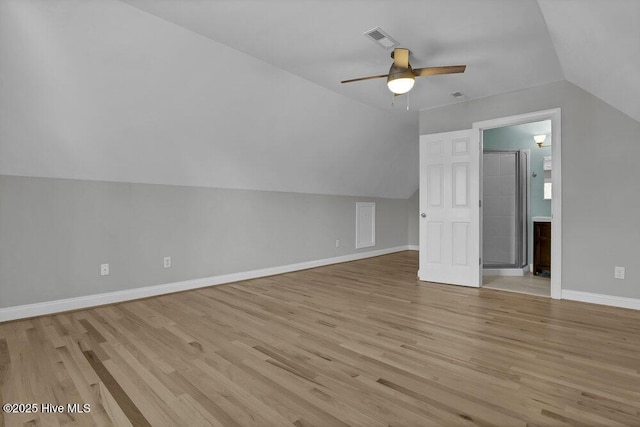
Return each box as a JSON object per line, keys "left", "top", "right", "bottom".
{"left": 363, "top": 27, "right": 399, "bottom": 50}
{"left": 355, "top": 202, "right": 376, "bottom": 249}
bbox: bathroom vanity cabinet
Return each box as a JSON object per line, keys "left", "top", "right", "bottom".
{"left": 533, "top": 220, "right": 551, "bottom": 276}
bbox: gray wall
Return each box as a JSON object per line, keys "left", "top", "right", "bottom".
{"left": 420, "top": 80, "right": 640, "bottom": 298}
{"left": 0, "top": 0, "right": 418, "bottom": 312}
{"left": 0, "top": 175, "right": 409, "bottom": 308}
{"left": 407, "top": 189, "right": 419, "bottom": 247}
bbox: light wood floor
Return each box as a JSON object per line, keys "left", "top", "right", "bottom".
{"left": 2, "top": 251, "right": 640, "bottom": 426}
{"left": 483, "top": 273, "right": 551, "bottom": 297}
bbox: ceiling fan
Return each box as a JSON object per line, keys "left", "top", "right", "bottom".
{"left": 341, "top": 48, "right": 466, "bottom": 95}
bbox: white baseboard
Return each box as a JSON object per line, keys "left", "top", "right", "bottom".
{"left": 407, "top": 245, "right": 419, "bottom": 251}
{"left": 0, "top": 245, "right": 412, "bottom": 322}
{"left": 562, "top": 290, "right": 640, "bottom": 311}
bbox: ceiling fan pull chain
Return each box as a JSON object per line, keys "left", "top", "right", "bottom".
{"left": 406, "top": 92, "right": 410, "bottom": 111}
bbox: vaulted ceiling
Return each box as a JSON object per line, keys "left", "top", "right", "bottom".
{"left": 121, "top": 0, "right": 564, "bottom": 113}
{"left": 1, "top": 0, "right": 638, "bottom": 199}
{"left": 121, "top": 0, "right": 640, "bottom": 121}
{"left": 538, "top": 0, "right": 640, "bottom": 123}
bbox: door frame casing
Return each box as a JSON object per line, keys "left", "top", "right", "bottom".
{"left": 472, "top": 108, "right": 562, "bottom": 299}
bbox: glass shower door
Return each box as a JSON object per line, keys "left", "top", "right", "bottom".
{"left": 483, "top": 151, "right": 527, "bottom": 268}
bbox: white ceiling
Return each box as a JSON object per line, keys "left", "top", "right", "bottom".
{"left": 538, "top": 0, "right": 640, "bottom": 123}
{"left": 0, "top": 0, "right": 419, "bottom": 198}
{"left": 1, "top": 0, "right": 638, "bottom": 199}
{"left": 120, "top": 0, "right": 640, "bottom": 121}
{"left": 120, "top": 0, "right": 566, "bottom": 113}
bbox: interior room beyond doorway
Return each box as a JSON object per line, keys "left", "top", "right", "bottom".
{"left": 482, "top": 119, "right": 552, "bottom": 297}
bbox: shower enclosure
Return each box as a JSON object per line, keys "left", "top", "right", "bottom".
{"left": 482, "top": 150, "right": 529, "bottom": 272}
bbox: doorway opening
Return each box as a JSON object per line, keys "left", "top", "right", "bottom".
{"left": 482, "top": 121, "right": 549, "bottom": 296}
{"left": 473, "top": 109, "right": 561, "bottom": 299}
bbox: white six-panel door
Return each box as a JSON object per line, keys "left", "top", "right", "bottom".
{"left": 419, "top": 129, "right": 480, "bottom": 287}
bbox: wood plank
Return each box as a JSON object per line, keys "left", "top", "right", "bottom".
{"left": 78, "top": 318, "right": 106, "bottom": 344}
{"left": 0, "top": 337, "right": 9, "bottom": 382}
{"left": 81, "top": 350, "right": 151, "bottom": 427}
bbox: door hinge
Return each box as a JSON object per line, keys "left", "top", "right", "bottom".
{"left": 479, "top": 200, "right": 482, "bottom": 208}
{"left": 479, "top": 257, "right": 482, "bottom": 265}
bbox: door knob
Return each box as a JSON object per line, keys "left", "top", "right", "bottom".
{"left": 421, "top": 213, "right": 427, "bottom": 218}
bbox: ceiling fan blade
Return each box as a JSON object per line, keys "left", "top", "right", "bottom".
{"left": 393, "top": 48, "right": 410, "bottom": 69}
{"left": 413, "top": 65, "right": 466, "bottom": 77}
{"left": 341, "top": 73, "right": 389, "bottom": 84}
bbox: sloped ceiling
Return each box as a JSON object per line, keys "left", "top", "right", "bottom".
{"left": 538, "top": 0, "right": 640, "bottom": 123}
{"left": 1, "top": 0, "right": 638, "bottom": 200}
{"left": 120, "top": 0, "right": 564, "bottom": 113}
{"left": 120, "top": 0, "right": 640, "bottom": 122}
{"left": 0, "top": 0, "right": 418, "bottom": 198}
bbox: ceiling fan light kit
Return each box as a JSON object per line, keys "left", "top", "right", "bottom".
{"left": 387, "top": 64, "right": 415, "bottom": 95}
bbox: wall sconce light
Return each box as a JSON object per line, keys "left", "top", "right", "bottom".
{"left": 534, "top": 134, "right": 551, "bottom": 148}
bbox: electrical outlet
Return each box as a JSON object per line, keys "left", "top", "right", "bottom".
{"left": 614, "top": 266, "right": 625, "bottom": 280}
{"left": 100, "top": 263, "right": 109, "bottom": 276}
{"left": 164, "top": 256, "right": 172, "bottom": 268}
{"left": 335, "top": 239, "right": 340, "bottom": 248}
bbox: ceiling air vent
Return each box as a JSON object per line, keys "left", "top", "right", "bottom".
{"left": 363, "top": 27, "right": 399, "bottom": 50}
{"left": 451, "top": 91, "right": 468, "bottom": 100}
